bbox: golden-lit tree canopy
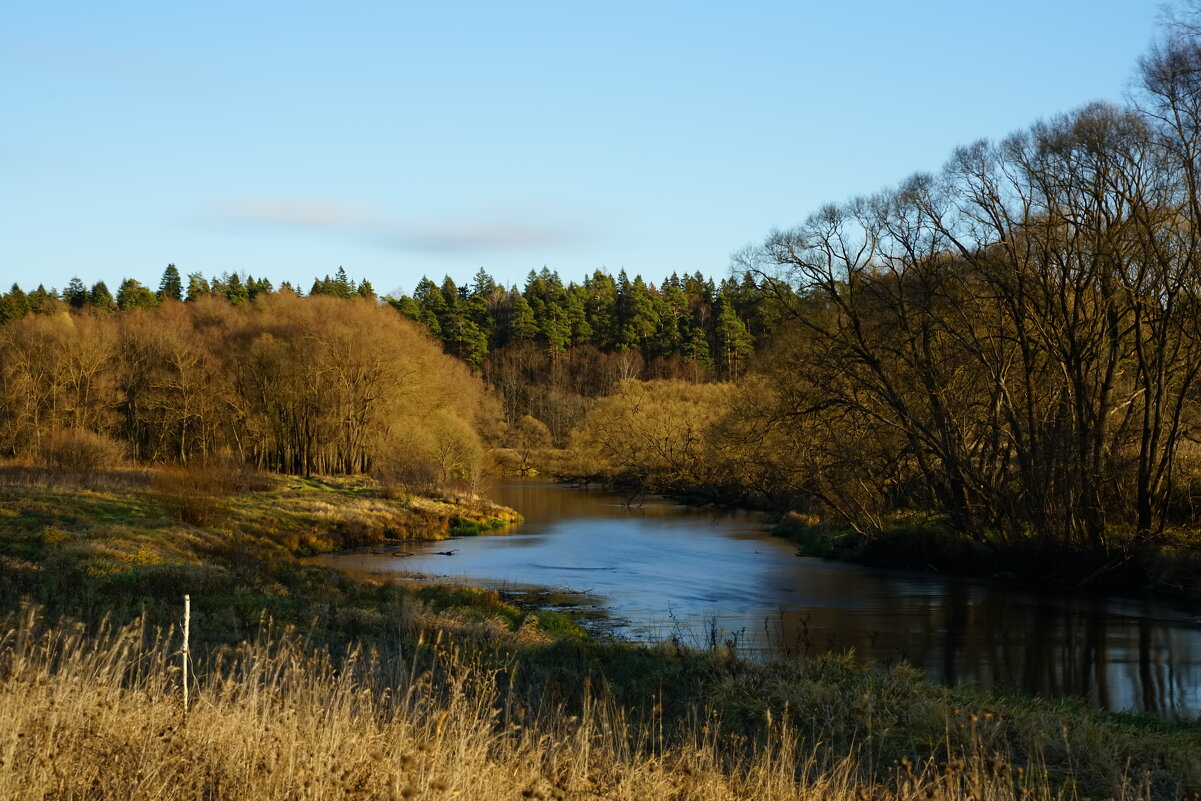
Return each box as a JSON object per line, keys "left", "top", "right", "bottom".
{"left": 0, "top": 293, "right": 491, "bottom": 488}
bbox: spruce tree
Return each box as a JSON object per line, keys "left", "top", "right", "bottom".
{"left": 247, "top": 275, "right": 273, "bottom": 300}
{"left": 0, "top": 284, "right": 28, "bottom": 324}
{"left": 90, "top": 281, "right": 116, "bottom": 312}
{"left": 470, "top": 268, "right": 497, "bottom": 300}
{"left": 507, "top": 294, "right": 539, "bottom": 343}
{"left": 27, "top": 284, "right": 59, "bottom": 314}
{"left": 158, "top": 264, "right": 183, "bottom": 301}
{"left": 185, "top": 272, "right": 211, "bottom": 301}
{"left": 224, "top": 273, "right": 250, "bottom": 305}
{"left": 334, "top": 266, "right": 354, "bottom": 297}
{"left": 65, "top": 276, "right": 88, "bottom": 309}
{"left": 116, "top": 278, "right": 157, "bottom": 311}
{"left": 714, "top": 297, "right": 754, "bottom": 377}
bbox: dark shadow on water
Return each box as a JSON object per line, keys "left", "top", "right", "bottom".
{"left": 314, "top": 479, "right": 1201, "bottom": 720}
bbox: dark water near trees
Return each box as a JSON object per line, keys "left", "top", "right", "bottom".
{"left": 315, "top": 481, "right": 1201, "bottom": 719}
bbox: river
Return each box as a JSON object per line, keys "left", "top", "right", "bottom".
{"left": 313, "top": 480, "right": 1201, "bottom": 719}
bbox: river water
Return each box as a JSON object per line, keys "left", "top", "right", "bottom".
{"left": 314, "top": 480, "right": 1201, "bottom": 719}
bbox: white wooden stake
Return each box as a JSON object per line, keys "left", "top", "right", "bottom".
{"left": 182, "top": 594, "right": 190, "bottom": 715}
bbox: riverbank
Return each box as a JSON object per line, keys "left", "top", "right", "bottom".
{"left": 774, "top": 511, "right": 1201, "bottom": 603}
{"left": 2, "top": 465, "right": 1199, "bottom": 798}
{"left": 0, "top": 464, "right": 525, "bottom": 641}
{"left": 542, "top": 446, "right": 1201, "bottom": 604}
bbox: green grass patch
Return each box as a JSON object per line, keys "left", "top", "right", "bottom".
{"left": 447, "top": 515, "right": 522, "bottom": 536}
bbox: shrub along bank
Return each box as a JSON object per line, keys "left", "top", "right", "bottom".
{"left": 0, "top": 464, "right": 1198, "bottom": 799}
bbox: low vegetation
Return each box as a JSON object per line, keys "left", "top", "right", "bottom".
{"left": 0, "top": 464, "right": 519, "bottom": 640}
{"left": 773, "top": 512, "right": 1201, "bottom": 601}
{"left": 0, "top": 463, "right": 1198, "bottom": 799}
{"left": 1, "top": 603, "right": 1198, "bottom": 800}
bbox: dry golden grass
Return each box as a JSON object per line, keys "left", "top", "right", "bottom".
{"left": 219, "top": 473, "right": 520, "bottom": 551}
{"left": 0, "top": 465, "right": 520, "bottom": 571}
{"left": 0, "top": 607, "right": 1172, "bottom": 801}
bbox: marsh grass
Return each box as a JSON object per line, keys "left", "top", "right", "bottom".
{"left": 154, "top": 463, "right": 235, "bottom": 527}
{"left": 0, "top": 462, "right": 152, "bottom": 492}
{"left": 1, "top": 465, "right": 1198, "bottom": 799}
{"left": 0, "top": 606, "right": 1187, "bottom": 801}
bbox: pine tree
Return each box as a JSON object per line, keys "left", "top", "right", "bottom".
{"left": 683, "top": 325, "right": 712, "bottom": 368}
{"left": 714, "top": 296, "right": 754, "bottom": 378}
{"left": 410, "top": 277, "right": 447, "bottom": 339}
{"left": 387, "top": 295, "right": 422, "bottom": 321}
{"left": 90, "top": 281, "right": 116, "bottom": 312}
{"left": 65, "top": 276, "right": 88, "bottom": 309}
{"left": 471, "top": 268, "right": 497, "bottom": 299}
{"left": 0, "top": 283, "right": 28, "bottom": 324}
{"left": 462, "top": 294, "right": 495, "bottom": 346}
{"left": 655, "top": 277, "right": 688, "bottom": 357}
{"left": 506, "top": 294, "right": 539, "bottom": 343}
{"left": 334, "top": 266, "right": 354, "bottom": 297}
{"left": 616, "top": 273, "right": 656, "bottom": 349}
{"left": 443, "top": 313, "right": 489, "bottom": 368}
{"left": 158, "top": 264, "right": 183, "bottom": 301}
{"left": 565, "top": 286, "right": 593, "bottom": 345}
{"left": 224, "top": 273, "right": 250, "bottom": 305}
{"left": 116, "top": 278, "right": 157, "bottom": 311}
{"left": 530, "top": 295, "right": 571, "bottom": 353}
{"left": 27, "top": 284, "right": 61, "bottom": 314}
{"left": 185, "top": 272, "right": 211, "bottom": 301}
{"left": 583, "top": 270, "right": 618, "bottom": 349}
{"left": 247, "top": 275, "right": 274, "bottom": 300}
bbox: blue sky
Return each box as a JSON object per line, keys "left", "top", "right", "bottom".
{"left": 2, "top": 1, "right": 1160, "bottom": 297}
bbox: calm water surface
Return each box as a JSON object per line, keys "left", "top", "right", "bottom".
{"left": 315, "top": 481, "right": 1201, "bottom": 719}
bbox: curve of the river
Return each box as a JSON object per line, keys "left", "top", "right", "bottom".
{"left": 313, "top": 480, "right": 1201, "bottom": 719}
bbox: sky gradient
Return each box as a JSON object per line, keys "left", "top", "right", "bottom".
{"left": 2, "top": 1, "right": 1161, "bottom": 297}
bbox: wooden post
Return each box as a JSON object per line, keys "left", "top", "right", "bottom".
{"left": 182, "top": 594, "right": 190, "bottom": 715}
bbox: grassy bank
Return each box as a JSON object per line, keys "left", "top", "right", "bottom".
{"left": 542, "top": 438, "right": 1201, "bottom": 603}
{"left": 775, "top": 512, "right": 1201, "bottom": 602}
{"left": 0, "top": 464, "right": 524, "bottom": 642}
{"left": 1, "top": 465, "right": 1198, "bottom": 799}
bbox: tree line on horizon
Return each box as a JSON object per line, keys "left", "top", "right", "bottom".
{"left": 387, "top": 267, "right": 770, "bottom": 377}
{"left": 0, "top": 263, "right": 775, "bottom": 380}
{"left": 8, "top": 7, "right": 1201, "bottom": 573}
{"left": 568, "top": 7, "right": 1201, "bottom": 571}
{"left": 0, "top": 261, "right": 787, "bottom": 446}
{"left": 0, "top": 257, "right": 790, "bottom": 484}
{"left": 0, "top": 264, "right": 377, "bottom": 324}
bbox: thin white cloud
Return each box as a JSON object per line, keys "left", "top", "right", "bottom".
{"left": 215, "top": 196, "right": 581, "bottom": 253}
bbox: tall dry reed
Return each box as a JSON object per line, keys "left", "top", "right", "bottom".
{"left": 0, "top": 606, "right": 1168, "bottom": 801}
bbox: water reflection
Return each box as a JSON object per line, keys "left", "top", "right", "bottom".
{"left": 313, "top": 481, "right": 1201, "bottom": 719}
